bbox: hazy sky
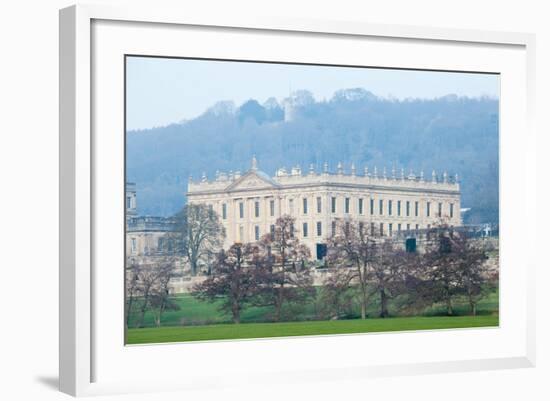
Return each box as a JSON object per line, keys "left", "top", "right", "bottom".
{"left": 126, "top": 56, "right": 500, "bottom": 131}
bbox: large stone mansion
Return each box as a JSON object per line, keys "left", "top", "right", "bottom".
{"left": 187, "top": 157, "right": 461, "bottom": 259}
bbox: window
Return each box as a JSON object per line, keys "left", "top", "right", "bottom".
{"left": 388, "top": 200, "right": 393, "bottom": 216}
{"left": 239, "top": 202, "right": 244, "bottom": 219}
{"left": 316, "top": 197, "right": 322, "bottom": 213}
{"left": 389, "top": 223, "right": 393, "bottom": 236}
{"left": 345, "top": 221, "right": 350, "bottom": 235}
{"left": 316, "top": 221, "right": 322, "bottom": 236}
{"left": 371, "top": 222, "right": 375, "bottom": 236}
{"left": 345, "top": 197, "right": 350, "bottom": 214}
{"left": 270, "top": 224, "right": 275, "bottom": 240}
{"left": 415, "top": 224, "right": 419, "bottom": 232}
{"left": 158, "top": 237, "right": 164, "bottom": 252}
{"left": 359, "top": 222, "right": 364, "bottom": 234}
{"left": 303, "top": 222, "right": 308, "bottom": 238}
{"left": 239, "top": 225, "right": 244, "bottom": 242}
{"left": 406, "top": 223, "right": 410, "bottom": 231}
{"left": 222, "top": 203, "right": 227, "bottom": 219}
{"left": 289, "top": 198, "right": 294, "bottom": 214}
{"left": 331, "top": 221, "right": 337, "bottom": 237}
{"left": 303, "top": 198, "right": 308, "bottom": 214}
{"left": 358, "top": 198, "right": 364, "bottom": 215}
{"left": 316, "top": 243, "right": 327, "bottom": 260}
{"left": 397, "top": 223, "right": 401, "bottom": 233}
{"left": 415, "top": 201, "right": 419, "bottom": 217}
{"left": 406, "top": 201, "right": 410, "bottom": 216}
{"left": 254, "top": 225, "right": 260, "bottom": 241}
{"left": 131, "top": 238, "right": 136, "bottom": 254}
{"left": 270, "top": 200, "right": 275, "bottom": 217}
{"left": 380, "top": 223, "right": 384, "bottom": 236}
{"left": 406, "top": 238, "right": 417, "bottom": 253}
{"left": 450, "top": 203, "right": 454, "bottom": 218}
{"left": 438, "top": 202, "right": 442, "bottom": 218}
{"left": 426, "top": 202, "right": 431, "bottom": 217}
{"left": 290, "top": 223, "right": 295, "bottom": 238}
{"left": 397, "top": 200, "right": 401, "bottom": 216}
{"left": 254, "top": 201, "right": 260, "bottom": 218}
{"left": 370, "top": 198, "right": 374, "bottom": 215}
{"left": 126, "top": 196, "right": 132, "bottom": 209}
{"left": 379, "top": 199, "right": 384, "bottom": 215}
{"left": 331, "top": 197, "right": 337, "bottom": 213}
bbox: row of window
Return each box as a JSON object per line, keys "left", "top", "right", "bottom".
{"left": 244, "top": 221, "right": 436, "bottom": 242}
{"left": 221, "top": 198, "right": 455, "bottom": 220}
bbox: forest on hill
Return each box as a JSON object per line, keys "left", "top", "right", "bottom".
{"left": 126, "top": 88, "right": 499, "bottom": 224}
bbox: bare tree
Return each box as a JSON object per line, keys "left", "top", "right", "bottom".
{"left": 172, "top": 203, "right": 225, "bottom": 276}
{"left": 454, "top": 235, "right": 491, "bottom": 316}
{"left": 418, "top": 224, "right": 488, "bottom": 316}
{"left": 327, "top": 219, "right": 377, "bottom": 319}
{"left": 192, "top": 243, "right": 263, "bottom": 324}
{"left": 148, "top": 258, "right": 180, "bottom": 327}
{"left": 256, "top": 215, "right": 314, "bottom": 322}
{"left": 125, "top": 257, "right": 141, "bottom": 328}
{"left": 319, "top": 263, "right": 357, "bottom": 319}
{"left": 369, "top": 240, "right": 415, "bottom": 318}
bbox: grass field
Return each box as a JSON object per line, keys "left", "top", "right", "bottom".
{"left": 127, "top": 288, "right": 499, "bottom": 328}
{"left": 126, "top": 315, "right": 499, "bottom": 344}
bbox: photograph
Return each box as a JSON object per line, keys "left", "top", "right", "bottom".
{"left": 124, "top": 56, "right": 500, "bottom": 345}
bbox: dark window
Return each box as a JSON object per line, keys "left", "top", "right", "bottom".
{"left": 398, "top": 223, "right": 401, "bottom": 233}
{"left": 427, "top": 202, "right": 431, "bottom": 217}
{"left": 345, "top": 197, "right": 350, "bottom": 213}
{"left": 406, "top": 238, "right": 417, "bottom": 253}
{"left": 440, "top": 236, "right": 452, "bottom": 253}
{"left": 290, "top": 223, "right": 295, "bottom": 238}
{"left": 371, "top": 222, "right": 375, "bottom": 236}
{"left": 397, "top": 200, "right": 401, "bottom": 216}
{"left": 316, "top": 243, "right": 327, "bottom": 260}
{"left": 406, "top": 201, "right": 410, "bottom": 216}
{"left": 450, "top": 203, "right": 454, "bottom": 218}
{"left": 254, "top": 225, "right": 260, "bottom": 240}
{"left": 438, "top": 202, "right": 442, "bottom": 218}
{"left": 303, "top": 198, "right": 308, "bottom": 214}
{"left": 406, "top": 223, "right": 410, "bottom": 232}
{"left": 239, "top": 202, "right": 244, "bottom": 218}
{"left": 389, "top": 223, "right": 393, "bottom": 236}
{"left": 270, "top": 224, "right": 275, "bottom": 240}
{"left": 380, "top": 223, "right": 384, "bottom": 236}
{"left": 415, "top": 201, "right": 419, "bottom": 217}
{"left": 331, "top": 221, "right": 336, "bottom": 237}
{"left": 255, "top": 201, "right": 260, "bottom": 218}
{"left": 388, "top": 200, "right": 393, "bottom": 216}
{"left": 270, "top": 200, "right": 275, "bottom": 216}
{"left": 379, "top": 199, "right": 384, "bottom": 215}
{"left": 331, "top": 197, "right": 337, "bottom": 213}
{"left": 370, "top": 199, "right": 374, "bottom": 215}
{"left": 316, "top": 221, "right": 322, "bottom": 236}
{"left": 222, "top": 203, "right": 227, "bottom": 219}
{"left": 317, "top": 197, "right": 322, "bottom": 213}
{"left": 303, "top": 222, "right": 308, "bottom": 238}
{"left": 358, "top": 198, "right": 364, "bottom": 214}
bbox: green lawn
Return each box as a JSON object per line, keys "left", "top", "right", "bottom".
{"left": 126, "top": 315, "right": 499, "bottom": 344}
{"left": 127, "top": 287, "right": 499, "bottom": 329}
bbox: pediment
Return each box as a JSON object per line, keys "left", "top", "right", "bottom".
{"left": 226, "top": 171, "right": 279, "bottom": 192}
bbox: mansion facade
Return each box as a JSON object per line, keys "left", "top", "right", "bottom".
{"left": 187, "top": 157, "right": 461, "bottom": 259}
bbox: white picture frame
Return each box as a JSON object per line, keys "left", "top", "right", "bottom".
{"left": 59, "top": 4, "right": 536, "bottom": 397}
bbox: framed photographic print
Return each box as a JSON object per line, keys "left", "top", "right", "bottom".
{"left": 59, "top": 4, "right": 536, "bottom": 397}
